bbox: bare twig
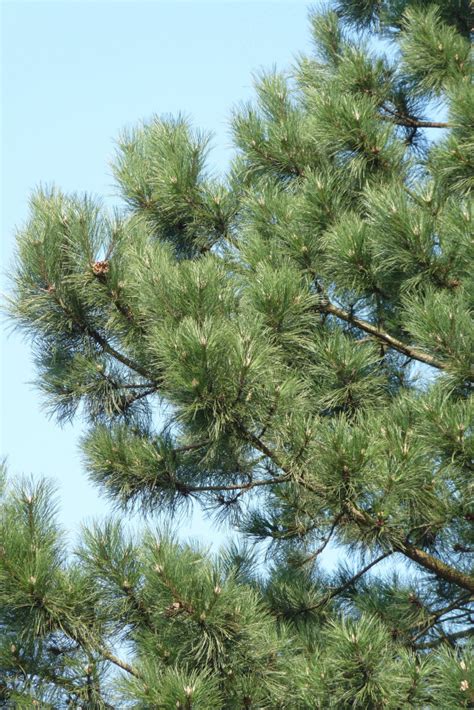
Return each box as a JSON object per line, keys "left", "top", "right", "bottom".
{"left": 292, "top": 551, "right": 392, "bottom": 616}
{"left": 411, "top": 593, "right": 473, "bottom": 644}
{"left": 294, "top": 514, "right": 343, "bottom": 568}
{"left": 187, "top": 473, "right": 291, "bottom": 494}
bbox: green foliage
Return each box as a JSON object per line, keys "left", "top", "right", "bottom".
{"left": 1, "top": 477, "right": 473, "bottom": 708}
{"left": 429, "top": 84, "right": 474, "bottom": 195}
{"left": 333, "top": 0, "right": 472, "bottom": 38}
{"left": 400, "top": 6, "right": 471, "bottom": 97}
{"left": 3, "top": 0, "right": 474, "bottom": 705}
{"left": 113, "top": 117, "right": 238, "bottom": 258}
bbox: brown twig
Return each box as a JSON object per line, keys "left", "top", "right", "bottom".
{"left": 293, "top": 551, "right": 393, "bottom": 616}
{"left": 380, "top": 105, "right": 451, "bottom": 129}
{"left": 410, "top": 593, "right": 473, "bottom": 644}
{"left": 294, "top": 514, "right": 343, "bottom": 568}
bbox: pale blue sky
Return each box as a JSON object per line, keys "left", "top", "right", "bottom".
{"left": 1, "top": 1, "right": 314, "bottom": 546}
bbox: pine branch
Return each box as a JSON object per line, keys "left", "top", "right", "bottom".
{"left": 380, "top": 105, "right": 451, "bottom": 129}
{"left": 157, "top": 569, "right": 195, "bottom": 617}
{"left": 322, "top": 301, "right": 457, "bottom": 375}
{"left": 410, "top": 593, "right": 473, "bottom": 644}
{"left": 345, "top": 503, "right": 474, "bottom": 593}
{"left": 17, "top": 663, "right": 115, "bottom": 709}
{"left": 414, "top": 627, "right": 474, "bottom": 650}
{"left": 235, "top": 426, "right": 474, "bottom": 593}
{"left": 119, "top": 382, "right": 157, "bottom": 389}
{"left": 401, "top": 545, "right": 474, "bottom": 594}
{"left": 291, "top": 551, "right": 392, "bottom": 616}
{"left": 315, "top": 550, "right": 393, "bottom": 608}
{"left": 40, "top": 605, "right": 144, "bottom": 684}
{"left": 61, "top": 619, "right": 143, "bottom": 681}
{"left": 245, "top": 139, "right": 305, "bottom": 178}
{"left": 186, "top": 473, "right": 291, "bottom": 494}
{"left": 173, "top": 439, "right": 211, "bottom": 453}
{"left": 44, "top": 285, "right": 159, "bottom": 385}
{"left": 98, "top": 646, "right": 142, "bottom": 679}
{"left": 85, "top": 325, "right": 155, "bottom": 383}
{"left": 120, "top": 387, "right": 157, "bottom": 411}
{"left": 7, "top": 7, "right": 474, "bottom": 700}
{"left": 396, "top": 119, "right": 451, "bottom": 129}
{"left": 92, "top": 260, "right": 149, "bottom": 333}
{"left": 120, "top": 580, "right": 157, "bottom": 631}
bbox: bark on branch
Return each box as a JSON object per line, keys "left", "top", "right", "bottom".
{"left": 237, "top": 426, "right": 474, "bottom": 594}
{"left": 99, "top": 646, "right": 142, "bottom": 679}
{"left": 322, "top": 301, "right": 451, "bottom": 374}
{"left": 345, "top": 504, "right": 474, "bottom": 594}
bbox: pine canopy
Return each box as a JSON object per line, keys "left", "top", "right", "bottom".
{"left": 2, "top": 1, "right": 473, "bottom": 707}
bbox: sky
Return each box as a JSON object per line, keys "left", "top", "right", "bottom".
{"left": 1, "top": 1, "right": 315, "bottom": 548}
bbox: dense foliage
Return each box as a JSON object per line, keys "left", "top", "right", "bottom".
{"left": 2, "top": 1, "right": 473, "bottom": 707}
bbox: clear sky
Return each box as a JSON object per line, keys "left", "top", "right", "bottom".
{"left": 1, "top": 1, "right": 314, "bottom": 547}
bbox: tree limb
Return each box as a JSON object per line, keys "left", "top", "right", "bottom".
{"left": 86, "top": 325, "right": 156, "bottom": 383}
{"left": 345, "top": 503, "right": 474, "bottom": 593}
{"left": 51, "top": 289, "right": 158, "bottom": 384}
{"left": 98, "top": 646, "right": 142, "bottom": 679}
{"left": 239, "top": 427, "right": 474, "bottom": 593}
{"left": 415, "top": 627, "right": 474, "bottom": 650}
{"left": 380, "top": 105, "right": 451, "bottom": 129}
{"left": 187, "top": 473, "right": 291, "bottom": 494}
{"left": 322, "top": 301, "right": 451, "bottom": 373}
{"left": 316, "top": 550, "right": 393, "bottom": 608}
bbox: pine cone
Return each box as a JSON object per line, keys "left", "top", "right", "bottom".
{"left": 92, "top": 260, "right": 110, "bottom": 277}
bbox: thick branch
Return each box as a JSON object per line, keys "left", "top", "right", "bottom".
{"left": 402, "top": 545, "right": 474, "bottom": 594}
{"left": 234, "top": 426, "right": 474, "bottom": 593}
{"left": 380, "top": 105, "right": 451, "bottom": 129}
{"left": 86, "top": 325, "right": 155, "bottom": 382}
{"left": 385, "top": 116, "right": 451, "bottom": 129}
{"left": 52, "top": 290, "right": 157, "bottom": 383}
{"left": 99, "top": 646, "right": 142, "bottom": 679}
{"left": 346, "top": 504, "right": 474, "bottom": 593}
{"left": 403, "top": 119, "right": 450, "bottom": 129}
{"left": 322, "top": 302, "right": 448, "bottom": 373}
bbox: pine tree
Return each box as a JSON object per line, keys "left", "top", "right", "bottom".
{"left": 2, "top": 1, "right": 473, "bottom": 707}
